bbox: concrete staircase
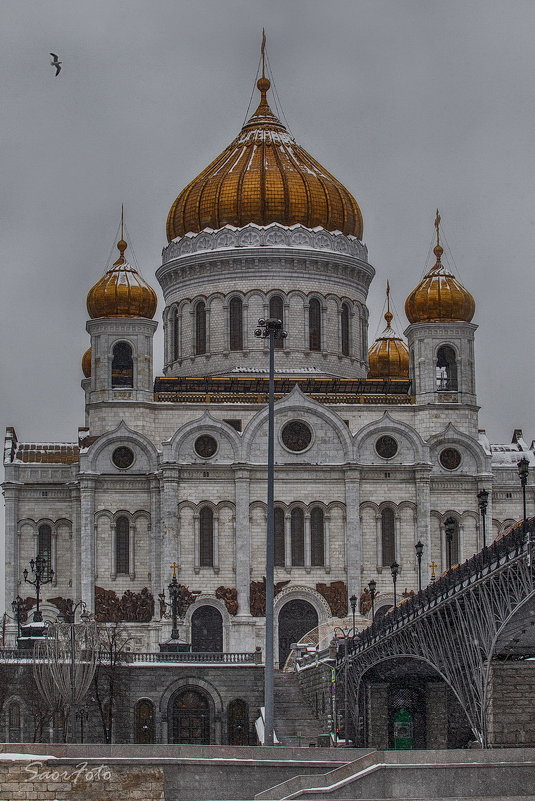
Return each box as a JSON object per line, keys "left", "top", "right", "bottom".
{"left": 273, "top": 670, "right": 324, "bottom": 747}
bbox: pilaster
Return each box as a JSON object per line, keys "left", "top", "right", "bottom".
{"left": 344, "top": 467, "right": 361, "bottom": 600}
{"left": 79, "top": 476, "right": 96, "bottom": 611}
{"left": 234, "top": 467, "right": 251, "bottom": 615}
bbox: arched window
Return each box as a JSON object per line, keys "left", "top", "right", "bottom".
{"left": 112, "top": 342, "right": 133, "bottom": 387}
{"left": 309, "top": 298, "right": 321, "bottom": 351}
{"left": 310, "top": 508, "right": 325, "bottom": 566}
{"left": 116, "top": 516, "right": 129, "bottom": 575}
{"left": 341, "top": 303, "right": 350, "bottom": 356}
{"left": 291, "top": 508, "right": 304, "bottom": 566}
{"left": 381, "top": 508, "right": 395, "bottom": 567}
{"left": 38, "top": 524, "right": 52, "bottom": 579}
{"left": 274, "top": 508, "right": 285, "bottom": 567}
{"left": 8, "top": 702, "right": 21, "bottom": 742}
{"left": 229, "top": 297, "right": 243, "bottom": 351}
{"left": 445, "top": 518, "right": 461, "bottom": 568}
{"left": 436, "top": 345, "right": 458, "bottom": 391}
{"left": 172, "top": 306, "right": 179, "bottom": 362}
{"left": 195, "top": 301, "right": 206, "bottom": 355}
{"left": 199, "top": 507, "right": 214, "bottom": 567}
{"left": 269, "top": 295, "right": 284, "bottom": 350}
{"left": 135, "top": 699, "right": 155, "bottom": 744}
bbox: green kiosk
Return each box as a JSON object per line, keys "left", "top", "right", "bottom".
{"left": 393, "top": 709, "right": 414, "bottom": 749}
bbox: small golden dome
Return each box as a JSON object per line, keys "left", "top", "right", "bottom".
{"left": 166, "top": 68, "right": 363, "bottom": 241}
{"left": 82, "top": 347, "right": 92, "bottom": 377}
{"left": 405, "top": 212, "right": 475, "bottom": 324}
{"left": 87, "top": 238, "right": 157, "bottom": 320}
{"left": 368, "top": 293, "right": 409, "bottom": 379}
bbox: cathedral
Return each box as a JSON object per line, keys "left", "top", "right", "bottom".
{"left": 2, "top": 55, "right": 534, "bottom": 745}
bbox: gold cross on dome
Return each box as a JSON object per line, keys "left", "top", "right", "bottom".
{"left": 170, "top": 562, "right": 180, "bottom": 578}
{"left": 428, "top": 560, "right": 438, "bottom": 579}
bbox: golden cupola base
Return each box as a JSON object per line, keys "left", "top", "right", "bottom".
{"left": 368, "top": 287, "right": 409, "bottom": 379}
{"left": 166, "top": 72, "right": 363, "bottom": 241}
{"left": 87, "top": 238, "right": 157, "bottom": 320}
{"left": 405, "top": 213, "right": 475, "bottom": 324}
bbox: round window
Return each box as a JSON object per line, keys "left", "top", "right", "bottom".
{"left": 112, "top": 446, "right": 134, "bottom": 469}
{"left": 194, "top": 435, "right": 218, "bottom": 458}
{"left": 281, "top": 421, "right": 312, "bottom": 452}
{"left": 439, "top": 448, "right": 462, "bottom": 470}
{"left": 375, "top": 435, "right": 398, "bottom": 459}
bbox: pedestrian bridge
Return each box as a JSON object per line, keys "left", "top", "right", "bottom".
{"left": 339, "top": 517, "right": 535, "bottom": 746}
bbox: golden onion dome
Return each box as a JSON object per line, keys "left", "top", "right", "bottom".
{"left": 87, "top": 238, "right": 157, "bottom": 320}
{"left": 405, "top": 213, "right": 475, "bottom": 324}
{"left": 166, "top": 74, "right": 363, "bottom": 241}
{"left": 81, "top": 347, "right": 92, "bottom": 377}
{"left": 368, "top": 293, "right": 409, "bottom": 379}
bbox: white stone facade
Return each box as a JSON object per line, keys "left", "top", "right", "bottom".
{"left": 3, "top": 218, "right": 534, "bottom": 665}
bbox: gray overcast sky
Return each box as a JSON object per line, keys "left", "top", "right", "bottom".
{"left": 2, "top": 0, "right": 534, "bottom": 452}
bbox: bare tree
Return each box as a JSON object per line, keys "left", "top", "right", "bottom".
{"left": 93, "top": 622, "right": 133, "bottom": 743}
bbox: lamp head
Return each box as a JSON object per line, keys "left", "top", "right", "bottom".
{"left": 368, "top": 579, "right": 377, "bottom": 596}
{"left": 415, "top": 540, "right": 424, "bottom": 557}
{"left": 349, "top": 594, "right": 357, "bottom": 613}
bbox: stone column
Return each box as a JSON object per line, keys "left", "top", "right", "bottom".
{"left": 79, "top": 476, "right": 96, "bottom": 612}
{"left": 233, "top": 467, "right": 251, "bottom": 615}
{"left": 68, "top": 483, "right": 81, "bottom": 601}
{"left": 368, "top": 683, "right": 389, "bottom": 749}
{"left": 284, "top": 511, "right": 291, "bottom": 571}
{"left": 324, "top": 514, "right": 331, "bottom": 572}
{"left": 304, "top": 512, "right": 311, "bottom": 572}
{"left": 213, "top": 515, "right": 220, "bottom": 573}
{"left": 160, "top": 467, "right": 180, "bottom": 581}
{"left": 129, "top": 521, "right": 136, "bottom": 580}
{"left": 149, "top": 474, "right": 162, "bottom": 617}
{"left": 344, "top": 468, "right": 361, "bottom": 600}
{"left": 426, "top": 682, "right": 448, "bottom": 748}
{"left": 415, "top": 466, "right": 432, "bottom": 584}
{"left": 3, "top": 483, "right": 19, "bottom": 611}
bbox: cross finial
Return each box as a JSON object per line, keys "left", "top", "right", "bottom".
{"left": 170, "top": 562, "right": 180, "bottom": 579}
{"left": 428, "top": 560, "right": 438, "bottom": 579}
{"left": 434, "top": 209, "right": 441, "bottom": 247}
{"left": 261, "top": 29, "right": 266, "bottom": 79}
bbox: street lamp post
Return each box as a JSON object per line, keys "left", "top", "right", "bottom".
{"left": 167, "top": 562, "right": 181, "bottom": 640}
{"left": 517, "top": 458, "right": 529, "bottom": 532}
{"left": 254, "top": 317, "right": 286, "bottom": 747}
{"left": 368, "top": 580, "right": 377, "bottom": 620}
{"left": 23, "top": 554, "right": 54, "bottom": 622}
{"left": 444, "top": 517, "right": 456, "bottom": 570}
{"left": 390, "top": 562, "right": 399, "bottom": 608}
{"left": 477, "top": 489, "right": 489, "bottom": 549}
{"left": 11, "top": 596, "right": 25, "bottom": 639}
{"left": 415, "top": 541, "right": 424, "bottom": 592}
{"left": 57, "top": 600, "right": 91, "bottom": 743}
{"left": 349, "top": 594, "right": 357, "bottom": 637}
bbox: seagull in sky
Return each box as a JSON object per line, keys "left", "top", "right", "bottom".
{"left": 50, "top": 53, "right": 62, "bottom": 76}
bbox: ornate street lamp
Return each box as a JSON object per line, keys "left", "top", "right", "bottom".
{"left": 415, "top": 541, "right": 424, "bottom": 591}
{"left": 477, "top": 488, "right": 489, "bottom": 549}
{"left": 23, "top": 554, "right": 54, "bottom": 622}
{"left": 368, "top": 579, "right": 377, "bottom": 619}
{"left": 517, "top": 458, "right": 529, "bottom": 532}
{"left": 11, "top": 595, "right": 25, "bottom": 639}
{"left": 167, "top": 562, "right": 181, "bottom": 640}
{"left": 444, "top": 517, "right": 456, "bottom": 571}
{"left": 254, "top": 316, "right": 286, "bottom": 747}
{"left": 349, "top": 594, "right": 357, "bottom": 637}
{"left": 390, "top": 562, "right": 399, "bottom": 608}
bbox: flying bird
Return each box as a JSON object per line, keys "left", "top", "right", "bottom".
{"left": 50, "top": 53, "right": 62, "bottom": 76}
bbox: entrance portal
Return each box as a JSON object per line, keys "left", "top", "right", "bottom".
{"left": 278, "top": 599, "right": 318, "bottom": 668}
{"left": 191, "top": 605, "right": 223, "bottom": 652}
{"left": 169, "top": 688, "right": 210, "bottom": 744}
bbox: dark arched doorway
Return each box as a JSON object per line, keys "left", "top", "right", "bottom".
{"left": 278, "top": 600, "right": 318, "bottom": 668}
{"left": 169, "top": 688, "right": 210, "bottom": 744}
{"left": 227, "top": 699, "right": 249, "bottom": 745}
{"left": 191, "top": 605, "right": 223, "bottom": 652}
{"left": 135, "top": 699, "right": 155, "bottom": 744}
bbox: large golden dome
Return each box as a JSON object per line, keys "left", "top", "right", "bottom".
{"left": 405, "top": 214, "right": 475, "bottom": 324}
{"left": 87, "top": 239, "right": 157, "bottom": 320}
{"left": 166, "top": 75, "right": 363, "bottom": 241}
{"left": 368, "top": 299, "right": 409, "bottom": 379}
